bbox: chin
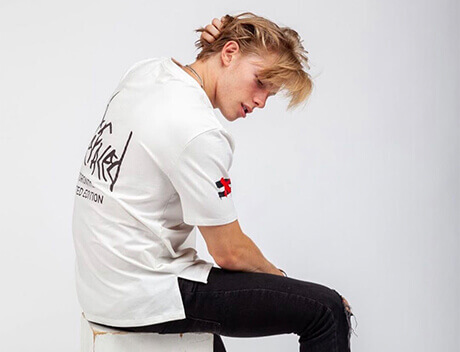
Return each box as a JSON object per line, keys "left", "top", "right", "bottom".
{"left": 219, "top": 108, "right": 239, "bottom": 122}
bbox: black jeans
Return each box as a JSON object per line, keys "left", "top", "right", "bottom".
{"left": 100, "top": 267, "right": 356, "bottom": 351}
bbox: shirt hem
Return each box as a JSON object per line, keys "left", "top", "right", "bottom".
{"left": 185, "top": 214, "right": 238, "bottom": 227}
{"left": 177, "top": 262, "right": 214, "bottom": 283}
{"left": 83, "top": 311, "right": 187, "bottom": 328}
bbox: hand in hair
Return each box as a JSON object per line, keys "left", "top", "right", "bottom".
{"left": 200, "top": 16, "right": 225, "bottom": 44}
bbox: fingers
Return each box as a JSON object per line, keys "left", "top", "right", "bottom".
{"left": 200, "top": 31, "right": 215, "bottom": 44}
{"left": 205, "top": 22, "right": 221, "bottom": 39}
{"left": 212, "top": 17, "right": 223, "bottom": 29}
{"left": 200, "top": 17, "right": 224, "bottom": 44}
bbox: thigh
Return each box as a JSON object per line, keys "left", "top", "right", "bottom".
{"left": 169, "top": 267, "right": 344, "bottom": 338}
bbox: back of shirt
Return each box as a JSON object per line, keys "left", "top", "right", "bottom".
{"left": 72, "top": 57, "right": 238, "bottom": 327}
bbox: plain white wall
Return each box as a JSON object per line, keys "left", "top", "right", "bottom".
{"left": 0, "top": 0, "right": 458, "bottom": 351}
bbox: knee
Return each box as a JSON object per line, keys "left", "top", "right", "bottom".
{"left": 321, "top": 288, "right": 348, "bottom": 317}
{"left": 314, "top": 286, "right": 354, "bottom": 326}
{"left": 300, "top": 285, "right": 356, "bottom": 349}
{"left": 326, "top": 289, "right": 351, "bottom": 317}
{"left": 297, "top": 285, "right": 354, "bottom": 345}
{"left": 302, "top": 285, "right": 350, "bottom": 327}
{"left": 329, "top": 289, "right": 353, "bottom": 318}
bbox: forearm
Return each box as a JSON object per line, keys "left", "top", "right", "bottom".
{"left": 220, "top": 233, "right": 282, "bottom": 276}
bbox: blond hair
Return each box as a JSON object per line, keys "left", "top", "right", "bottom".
{"left": 194, "top": 12, "right": 313, "bottom": 110}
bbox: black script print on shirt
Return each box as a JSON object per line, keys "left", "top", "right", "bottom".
{"left": 84, "top": 91, "right": 133, "bottom": 192}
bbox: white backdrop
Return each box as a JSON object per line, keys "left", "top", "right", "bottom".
{"left": 0, "top": 0, "right": 458, "bottom": 351}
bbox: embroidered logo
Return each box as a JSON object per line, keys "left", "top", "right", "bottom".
{"left": 216, "top": 177, "right": 232, "bottom": 198}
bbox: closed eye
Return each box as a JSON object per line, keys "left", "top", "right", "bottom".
{"left": 255, "top": 75, "right": 264, "bottom": 87}
{"left": 256, "top": 75, "right": 277, "bottom": 96}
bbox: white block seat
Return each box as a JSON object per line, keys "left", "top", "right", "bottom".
{"left": 80, "top": 313, "right": 213, "bottom": 352}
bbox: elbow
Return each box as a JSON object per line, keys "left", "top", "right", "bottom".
{"left": 214, "top": 251, "right": 239, "bottom": 270}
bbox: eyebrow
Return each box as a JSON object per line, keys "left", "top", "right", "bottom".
{"left": 255, "top": 74, "right": 278, "bottom": 96}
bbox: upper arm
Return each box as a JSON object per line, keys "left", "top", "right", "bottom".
{"left": 198, "top": 219, "right": 245, "bottom": 267}
{"left": 167, "top": 128, "right": 238, "bottom": 227}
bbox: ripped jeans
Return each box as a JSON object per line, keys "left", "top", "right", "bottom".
{"left": 101, "top": 267, "right": 357, "bottom": 351}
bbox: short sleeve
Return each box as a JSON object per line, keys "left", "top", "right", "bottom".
{"left": 168, "top": 129, "right": 238, "bottom": 226}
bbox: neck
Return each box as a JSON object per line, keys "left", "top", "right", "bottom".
{"left": 172, "top": 57, "right": 217, "bottom": 108}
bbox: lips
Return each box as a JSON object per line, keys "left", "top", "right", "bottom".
{"left": 240, "top": 103, "right": 246, "bottom": 118}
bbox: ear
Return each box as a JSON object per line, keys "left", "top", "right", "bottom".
{"left": 220, "top": 40, "right": 240, "bottom": 67}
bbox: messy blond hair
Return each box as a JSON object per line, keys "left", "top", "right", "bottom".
{"left": 194, "top": 12, "right": 313, "bottom": 110}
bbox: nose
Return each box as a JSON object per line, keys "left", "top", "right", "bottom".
{"left": 253, "top": 91, "right": 269, "bottom": 109}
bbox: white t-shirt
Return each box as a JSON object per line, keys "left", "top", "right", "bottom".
{"left": 72, "top": 57, "right": 238, "bottom": 327}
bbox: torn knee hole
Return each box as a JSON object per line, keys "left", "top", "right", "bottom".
{"left": 341, "top": 296, "right": 353, "bottom": 314}
{"left": 338, "top": 294, "right": 359, "bottom": 338}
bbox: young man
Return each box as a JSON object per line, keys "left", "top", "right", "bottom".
{"left": 72, "top": 12, "right": 355, "bottom": 352}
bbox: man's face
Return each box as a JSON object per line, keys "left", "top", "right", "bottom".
{"left": 215, "top": 52, "right": 279, "bottom": 121}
